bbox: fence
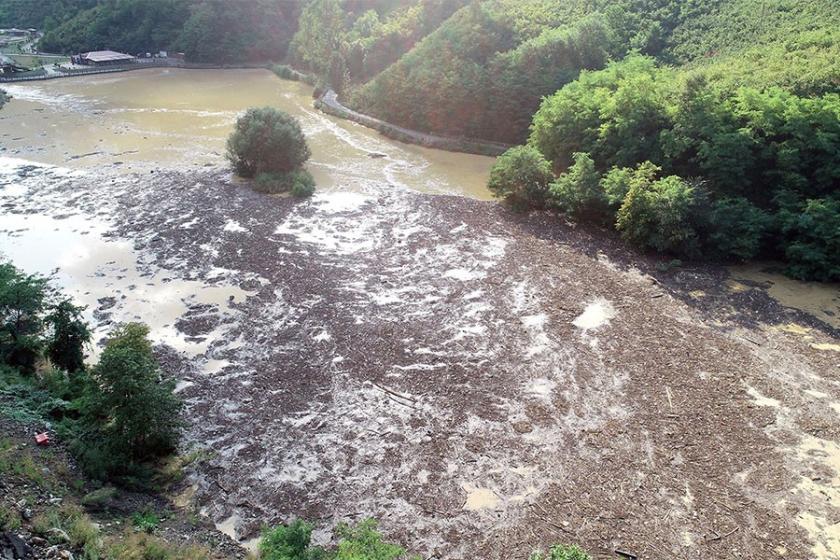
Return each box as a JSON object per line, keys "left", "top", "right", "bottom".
{"left": 0, "top": 60, "right": 271, "bottom": 83}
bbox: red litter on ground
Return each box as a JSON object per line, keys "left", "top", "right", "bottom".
{"left": 35, "top": 433, "right": 50, "bottom": 445}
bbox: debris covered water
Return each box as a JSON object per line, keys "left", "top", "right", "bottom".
{"left": 1, "top": 70, "right": 839, "bottom": 560}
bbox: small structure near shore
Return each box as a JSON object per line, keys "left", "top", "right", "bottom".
{"left": 74, "top": 50, "right": 135, "bottom": 66}
{"left": 0, "top": 54, "right": 28, "bottom": 74}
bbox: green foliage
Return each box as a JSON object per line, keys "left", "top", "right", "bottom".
{"left": 529, "top": 543, "right": 591, "bottom": 560}
{"left": 39, "top": 0, "right": 191, "bottom": 55}
{"left": 616, "top": 174, "right": 703, "bottom": 256}
{"left": 37, "top": 0, "right": 299, "bottom": 63}
{"left": 778, "top": 196, "right": 840, "bottom": 281}
{"left": 132, "top": 509, "right": 161, "bottom": 533}
{"left": 707, "top": 197, "right": 771, "bottom": 261}
{"left": 0, "top": 0, "right": 96, "bottom": 29}
{"left": 488, "top": 145, "right": 553, "bottom": 209}
{"left": 526, "top": 53, "right": 840, "bottom": 279}
{"left": 0, "top": 504, "right": 21, "bottom": 531}
{"left": 600, "top": 162, "right": 660, "bottom": 208}
{"left": 254, "top": 170, "right": 316, "bottom": 198}
{"left": 334, "top": 519, "right": 412, "bottom": 560}
{"left": 175, "top": 0, "right": 299, "bottom": 64}
{"left": 548, "top": 152, "right": 605, "bottom": 218}
{"left": 258, "top": 519, "right": 416, "bottom": 560}
{"left": 72, "top": 323, "right": 182, "bottom": 481}
{"left": 80, "top": 486, "right": 118, "bottom": 510}
{"left": 105, "top": 531, "right": 213, "bottom": 560}
{"left": 45, "top": 299, "right": 91, "bottom": 374}
{"left": 259, "top": 519, "right": 325, "bottom": 560}
{"left": 227, "top": 107, "right": 311, "bottom": 178}
{"left": 0, "top": 263, "right": 49, "bottom": 374}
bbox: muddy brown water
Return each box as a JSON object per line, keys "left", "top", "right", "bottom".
{"left": 0, "top": 68, "right": 494, "bottom": 198}
{"left": 1, "top": 69, "right": 839, "bottom": 560}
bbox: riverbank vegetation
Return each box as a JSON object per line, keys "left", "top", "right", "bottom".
{"left": 0, "top": 262, "right": 182, "bottom": 484}
{"left": 491, "top": 55, "right": 840, "bottom": 280}
{"left": 227, "top": 107, "right": 315, "bottom": 198}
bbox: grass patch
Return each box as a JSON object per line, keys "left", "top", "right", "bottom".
{"left": 0, "top": 504, "right": 21, "bottom": 531}
{"left": 0, "top": 438, "right": 50, "bottom": 488}
{"left": 105, "top": 531, "right": 213, "bottom": 560}
{"left": 131, "top": 509, "right": 161, "bottom": 533}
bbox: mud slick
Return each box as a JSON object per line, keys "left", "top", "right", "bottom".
{"left": 1, "top": 162, "right": 839, "bottom": 560}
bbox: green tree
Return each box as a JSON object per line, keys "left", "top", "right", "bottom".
{"left": 707, "top": 197, "right": 771, "bottom": 261}
{"left": 0, "top": 263, "right": 49, "bottom": 374}
{"left": 75, "top": 323, "right": 182, "bottom": 480}
{"left": 779, "top": 196, "right": 840, "bottom": 281}
{"left": 227, "top": 107, "right": 312, "bottom": 178}
{"left": 616, "top": 174, "right": 703, "bottom": 256}
{"left": 549, "top": 152, "right": 605, "bottom": 218}
{"left": 45, "top": 300, "right": 91, "bottom": 375}
{"left": 488, "top": 145, "right": 554, "bottom": 209}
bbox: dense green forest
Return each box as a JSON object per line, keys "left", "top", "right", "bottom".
{"left": 33, "top": 0, "right": 300, "bottom": 63}
{"left": 0, "top": 0, "right": 96, "bottom": 29}
{"left": 340, "top": 0, "right": 840, "bottom": 143}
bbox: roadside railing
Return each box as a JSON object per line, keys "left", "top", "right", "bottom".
{"left": 0, "top": 60, "right": 272, "bottom": 83}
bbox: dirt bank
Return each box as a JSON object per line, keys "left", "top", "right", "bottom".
{"left": 1, "top": 162, "right": 838, "bottom": 560}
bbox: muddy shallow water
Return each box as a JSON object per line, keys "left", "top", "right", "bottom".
{"left": 0, "top": 68, "right": 494, "bottom": 198}
{"left": 0, "top": 70, "right": 839, "bottom": 560}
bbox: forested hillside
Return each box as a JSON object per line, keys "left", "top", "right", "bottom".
{"left": 339, "top": 0, "right": 840, "bottom": 143}
{"left": 35, "top": 0, "right": 301, "bottom": 63}
{"left": 285, "top": 0, "right": 838, "bottom": 280}
{"left": 0, "top": 0, "right": 96, "bottom": 29}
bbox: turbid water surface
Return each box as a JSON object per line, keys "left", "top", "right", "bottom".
{"left": 0, "top": 68, "right": 495, "bottom": 198}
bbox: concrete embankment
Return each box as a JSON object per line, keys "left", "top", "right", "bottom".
{"left": 315, "top": 89, "right": 511, "bottom": 157}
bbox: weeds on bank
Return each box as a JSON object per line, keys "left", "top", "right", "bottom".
{"left": 0, "top": 438, "right": 50, "bottom": 488}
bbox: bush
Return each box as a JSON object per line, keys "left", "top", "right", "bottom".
{"left": 0, "top": 263, "right": 49, "bottom": 374}
{"left": 707, "top": 197, "right": 771, "bottom": 261}
{"left": 779, "top": 196, "right": 840, "bottom": 281}
{"left": 106, "top": 531, "right": 212, "bottom": 560}
{"left": 334, "top": 519, "right": 412, "bottom": 560}
{"left": 227, "top": 107, "right": 311, "bottom": 178}
{"left": 259, "top": 519, "right": 324, "bottom": 560}
{"left": 258, "top": 518, "right": 416, "bottom": 560}
{"left": 529, "top": 544, "right": 591, "bottom": 560}
{"left": 549, "top": 152, "right": 605, "bottom": 218}
{"left": 616, "top": 174, "right": 703, "bottom": 256}
{"left": 72, "top": 323, "right": 182, "bottom": 481}
{"left": 600, "top": 161, "right": 660, "bottom": 208}
{"left": 254, "top": 170, "right": 316, "bottom": 198}
{"left": 273, "top": 64, "right": 299, "bottom": 81}
{"left": 45, "top": 299, "right": 91, "bottom": 375}
{"left": 488, "top": 146, "right": 554, "bottom": 209}
{"left": 132, "top": 509, "right": 161, "bottom": 533}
